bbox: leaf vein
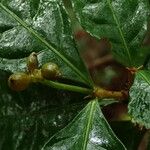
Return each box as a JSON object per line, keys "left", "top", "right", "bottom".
{"left": 106, "top": 0, "right": 132, "bottom": 65}
{"left": 82, "top": 100, "right": 96, "bottom": 150}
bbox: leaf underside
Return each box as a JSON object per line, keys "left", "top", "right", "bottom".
{"left": 43, "top": 100, "right": 126, "bottom": 150}
{"left": 71, "top": 0, "right": 150, "bottom": 67}
{"left": 128, "top": 70, "right": 150, "bottom": 129}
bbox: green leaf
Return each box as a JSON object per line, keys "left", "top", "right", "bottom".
{"left": 71, "top": 0, "right": 150, "bottom": 67}
{"left": 128, "top": 70, "right": 150, "bottom": 129}
{"left": 0, "top": 70, "right": 87, "bottom": 149}
{"left": 42, "top": 100, "right": 126, "bottom": 150}
{"left": 0, "top": 0, "right": 92, "bottom": 86}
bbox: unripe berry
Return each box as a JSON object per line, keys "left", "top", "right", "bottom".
{"left": 27, "top": 52, "right": 38, "bottom": 73}
{"left": 41, "top": 62, "right": 61, "bottom": 80}
{"left": 8, "top": 72, "right": 31, "bottom": 91}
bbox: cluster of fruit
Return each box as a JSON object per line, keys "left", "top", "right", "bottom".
{"left": 8, "top": 52, "right": 61, "bottom": 91}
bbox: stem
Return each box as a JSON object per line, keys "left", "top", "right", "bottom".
{"left": 94, "top": 87, "right": 128, "bottom": 100}
{"left": 39, "top": 79, "right": 93, "bottom": 94}
{"left": 39, "top": 80, "right": 128, "bottom": 100}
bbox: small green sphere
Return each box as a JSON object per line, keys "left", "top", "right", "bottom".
{"left": 41, "top": 62, "right": 60, "bottom": 80}
{"left": 8, "top": 72, "right": 31, "bottom": 91}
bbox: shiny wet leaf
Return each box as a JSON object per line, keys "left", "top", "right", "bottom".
{"left": 42, "top": 100, "right": 126, "bottom": 150}
{"left": 0, "top": 0, "right": 92, "bottom": 86}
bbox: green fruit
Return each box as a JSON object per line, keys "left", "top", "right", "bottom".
{"left": 8, "top": 72, "right": 31, "bottom": 91}
{"left": 41, "top": 62, "right": 61, "bottom": 80}
{"left": 27, "top": 52, "right": 38, "bottom": 73}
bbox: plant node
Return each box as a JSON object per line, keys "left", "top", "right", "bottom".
{"left": 93, "top": 86, "right": 128, "bottom": 100}
{"left": 126, "top": 65, "right": 143, "bottom": 74}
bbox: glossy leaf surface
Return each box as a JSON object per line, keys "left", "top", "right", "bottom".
{"left": 0, "top": 0, "right": 93, "bottom": 147}
{"left": 0, "top": 0, "right": 92, "bottom": 86}
{"left": 71, "top": 0, "right": 150, "bottom": 67}
{"left": 42, "top": 100, "right": 126, "bottom": 150}
{"left": 0, "top": 70, "right": 87, "bottom": 150}
{"left": 128, "top": 70, "right": 150, "bottom": 129}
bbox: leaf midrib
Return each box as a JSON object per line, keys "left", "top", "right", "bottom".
{"left": 82, "top": 100, "right": 96, "bottom": 150}
{"left": 106, "top": 0, "right": 132, "bottom": 66}
{"left": 0, "top": 3, "right": 92, "bottom": 86}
